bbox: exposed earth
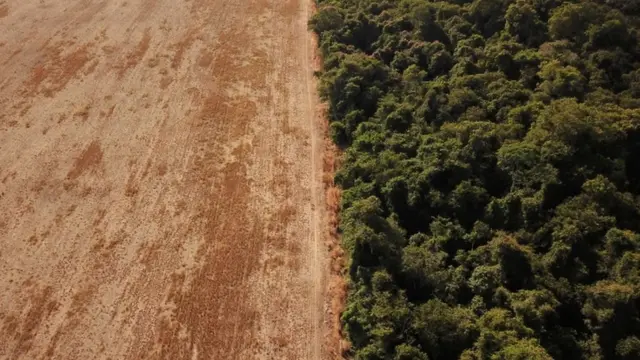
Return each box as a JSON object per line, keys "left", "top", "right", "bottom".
{"left": 0, "top": 0, "right": 332, "bottom": 359}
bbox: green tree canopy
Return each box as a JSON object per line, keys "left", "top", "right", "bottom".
{"left": 312, "top": 0, "right": 640, "bottom": 358}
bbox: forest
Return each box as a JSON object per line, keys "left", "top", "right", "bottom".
{"left": 310, "top": 0, "right": 640, "bottom": 359}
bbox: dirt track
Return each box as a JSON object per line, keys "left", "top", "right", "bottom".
{"left": 0, "top": 1, "right": 331, "bottom": 359}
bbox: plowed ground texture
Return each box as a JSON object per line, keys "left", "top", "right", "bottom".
{"left": 0, "top": 0, "right": 332, "bottom": 359}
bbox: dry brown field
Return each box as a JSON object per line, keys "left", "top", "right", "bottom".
{"left": 0, "top": 1, "right": 332, "bottom": 359}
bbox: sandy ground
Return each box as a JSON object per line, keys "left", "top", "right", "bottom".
{"left": 0, "top": 0, "right": 332, "bottom": 359}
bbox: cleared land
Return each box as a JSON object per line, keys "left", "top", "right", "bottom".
{"left": 0, "top": 0, "right": 330, "bottom": 359}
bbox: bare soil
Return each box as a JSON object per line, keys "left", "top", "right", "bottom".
{"left": 0, "top": 1, "right": 333, "bottom": 359}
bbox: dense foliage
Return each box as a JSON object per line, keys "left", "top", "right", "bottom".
{"left": 311, "top": 0, "right": 640, "bottom": 359}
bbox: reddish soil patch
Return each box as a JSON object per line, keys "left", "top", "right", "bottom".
{"left": 66, "top": 141, "right": 103, "bottom": 180}
{"left": 0, "top": 3, "right": 8, "bottom": 19}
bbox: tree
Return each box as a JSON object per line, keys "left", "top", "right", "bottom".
{"left": 412, "top": 299, "right": 479, "bottom": 360}
{"left": 493, "top": 338, "right": 554, "bottom": 359}
{"left": 505, "top": 0, "right": 547, "bottom": 46}
{"left": 548, "top": 2, "right": 603, "bottom": 43}
{"left": 537, "top": 60, "right": 586, "bottom": 99}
